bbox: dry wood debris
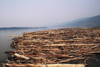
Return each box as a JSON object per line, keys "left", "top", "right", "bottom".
{"left": 4, "top": 28, "right": 100, "bottom": 67}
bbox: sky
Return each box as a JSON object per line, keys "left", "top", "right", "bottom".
{"left": 0, "top": 0, "right": 100, "bottom": 27}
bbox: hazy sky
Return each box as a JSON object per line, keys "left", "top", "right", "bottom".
{"left": 0, "top": 0, "right": 100, "bottom": 27}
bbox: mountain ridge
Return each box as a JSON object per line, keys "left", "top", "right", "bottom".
{"left": 60, "top": 15, "right": 100, "bottom": 28}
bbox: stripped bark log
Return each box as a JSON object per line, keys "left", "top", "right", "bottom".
{"left": 8, "top": 35, "right": 23, "bottom": 37}
{"left": 59, "top": 57, "right": 85, "bottom": 63}
{"left": 14, "top": 53, "right": 30, "bottom": 60}
{"left": 71, "top": 44, "right": 97, "bottom": 45}
{"left": 43, "top": 44, "right": 67, "bottom": 47}
{"left": 4, "top": 63, "right": 85, "bottom": 67}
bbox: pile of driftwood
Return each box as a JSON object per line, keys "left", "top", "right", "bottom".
{"left": 3, "top": 28, "right": 100, "bottom": 67}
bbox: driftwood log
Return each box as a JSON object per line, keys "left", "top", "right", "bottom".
{"left": 14, "top": 53, "right": 30, "bottom": 60}
{"left": 4, "top": 63, "right": 85, "bottom": 67}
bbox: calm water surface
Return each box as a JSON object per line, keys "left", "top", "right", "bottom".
{"left": 0, "top": 27, "right": 62, "bottom": 62}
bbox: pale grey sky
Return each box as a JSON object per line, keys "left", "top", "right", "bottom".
{"left": 0, "top": 0, "right": 100, "bottom": 27}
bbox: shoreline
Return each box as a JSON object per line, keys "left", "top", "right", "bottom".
{"left": 3, "top": 28, "right": 100, "bottom": 67}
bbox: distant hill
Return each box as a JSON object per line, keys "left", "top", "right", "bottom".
{"left": 60, "top": 15, "right": 100, "bottom": 28}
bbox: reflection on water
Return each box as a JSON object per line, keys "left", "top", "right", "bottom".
{"left": 0, "top": 27, "right": 62, "bottom": 62}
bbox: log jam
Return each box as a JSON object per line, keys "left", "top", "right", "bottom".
{"left": 3, "top": 28, "right": 100, "bottom": 67}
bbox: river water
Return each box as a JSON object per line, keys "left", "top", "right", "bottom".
{"left": 0, "top": 27, "right": 61, "bottom": 62}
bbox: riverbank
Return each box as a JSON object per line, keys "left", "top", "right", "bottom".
{"left": 3, "top": 28, "right": 100, "bottom": 67}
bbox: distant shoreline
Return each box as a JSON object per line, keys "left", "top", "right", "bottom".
{"left": 0, "top": 27, "right": 47, "bottom": 30}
